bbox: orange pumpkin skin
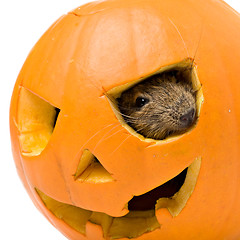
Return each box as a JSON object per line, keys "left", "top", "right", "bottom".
{"left": 10, "top": 0, "right": 240, "bottom": 239}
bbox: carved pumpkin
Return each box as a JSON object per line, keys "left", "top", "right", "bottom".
{"left": 10, "top": 0, "right": 240, "bottom": 239}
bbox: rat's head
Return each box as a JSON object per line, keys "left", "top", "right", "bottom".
{"left": 117, "top": 72, "right": 197, "bottom": 140}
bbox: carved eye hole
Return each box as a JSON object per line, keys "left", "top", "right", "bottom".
{"left": 17, "top": 87, "right": 60, "bottom": 156}
{"left": 135, "top": 97, "right": 149, "bottom": 108}
{"left": 106, "top": 59, "right": 203, "bottom": 142}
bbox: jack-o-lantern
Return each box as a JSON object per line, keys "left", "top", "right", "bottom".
{"left": 10, "top": 0, "right": 240, "bottom": 239}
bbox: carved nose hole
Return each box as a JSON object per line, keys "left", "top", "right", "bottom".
{"left": 74, "top": 149, "right": 115, "bottom": 183}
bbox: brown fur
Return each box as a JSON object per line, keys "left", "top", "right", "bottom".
{"left": 117, "top": 71, "right": 196, "bottom": 140}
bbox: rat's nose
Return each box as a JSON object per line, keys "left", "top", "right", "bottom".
{"left": 180, "top": 108, "right": 195, "bottom": 127}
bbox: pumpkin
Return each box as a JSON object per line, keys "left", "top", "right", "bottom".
{"left": 10, "top": 0, "right": 240, "bottom": 239}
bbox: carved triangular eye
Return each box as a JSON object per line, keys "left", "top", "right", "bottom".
{"left": 17, "top": 87, "right": 60, "bottom": 156}
{"left": 74, "top": 149, "right": 114, "bottom": 183}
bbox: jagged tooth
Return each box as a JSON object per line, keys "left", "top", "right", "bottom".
{"left": 156, "top": 157, "right": 202, "bottom": 217}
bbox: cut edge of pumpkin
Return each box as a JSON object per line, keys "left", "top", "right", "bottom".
{"left": 16, "top": 87, "right": 60, "bottom": 156}
{"left": 107, "top": 58, "right": 204, "bottom": 143}
{"left": 36, "top": 156, "right": 201, "bottom": 239}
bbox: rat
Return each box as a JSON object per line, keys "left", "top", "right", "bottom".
{"left": 117, "top": 70, "right": 197, "bottom": 140}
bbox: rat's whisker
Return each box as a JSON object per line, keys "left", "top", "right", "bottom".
{"left": 93, "top": 123, "right": 122, "bottom": 151}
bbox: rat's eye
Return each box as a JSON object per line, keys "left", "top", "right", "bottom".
{"left": 135, "top": 97, "right": 149, "bottom": 108}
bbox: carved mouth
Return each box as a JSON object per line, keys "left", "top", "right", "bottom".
{"left": 128, "top": 168, "right": 188, "bottom": 211}
{"left": 36, "top": 157, "right": 201, "bottom": 239}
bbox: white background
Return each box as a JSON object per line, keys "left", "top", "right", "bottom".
{"left": 1, "top": 0, "right": 239, "bottom": 239}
